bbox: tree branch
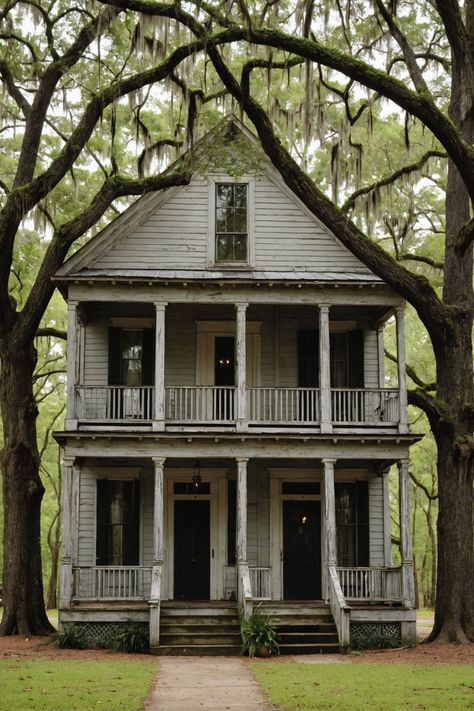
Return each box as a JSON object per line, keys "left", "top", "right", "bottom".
{"left": 399, "top": 253, "right": 444, "bottom": 270}
{"left": 36, "top": 328, "right": 67, "bottom": 340}
{"left": 384, "top": 348, "right": 436, "bottom": 391}
{"left": 341, "top": 150, "right": 446, "bottom": 213}
{"left": 206, "top": 46, "right": 451, "bottom": 348}
{"left": 409, "top": 471, "right": 438, "bottom": 501}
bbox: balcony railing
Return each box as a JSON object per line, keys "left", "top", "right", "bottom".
{"left": 248, "top": 388, "right": 319, "bottom": 424}
{"left": 74, "top": 385, "right": 401, "bottom": 427}
{"left": 76, "top": 386, "right": 154, "bottom": 422}
{"left": 337, "top": 566, "right": 402, "bottom": 602}
{"left": 165, "top": 386, "right": 235, "bottom": 423}
{"left": 73, "top": 566, "right": 152, "bottom": 600}
{"left": 331, "top": 388, "right": 399, "bottom": 425}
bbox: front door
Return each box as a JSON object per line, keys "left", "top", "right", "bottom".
{"left": 174, "top": 500, "right": 210, "bottom": 599}
{"left": 283, "top": 500, "right": 321, "bottom": 600}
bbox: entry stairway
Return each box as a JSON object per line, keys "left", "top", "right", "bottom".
{"left": 154, "top": 601, "right": 340, "bottom": 655}
{"left": 259, "top": 601, "right": 340, "bottom": 655}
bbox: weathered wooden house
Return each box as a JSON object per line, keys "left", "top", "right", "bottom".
{"left": 55, "top": 118, "right": 417, "bottom": 654}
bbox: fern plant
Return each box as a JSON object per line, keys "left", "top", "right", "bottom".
{"left": 240, "top": 611, "right": 279, "bottom": 657}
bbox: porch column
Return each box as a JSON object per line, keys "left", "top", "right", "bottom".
{"left": 236, "top": 458, "right": 248, "bottom": 564}
{"left": 381, "top": 469, "right": 392, "bottom": 566}
{"left": 398, "top": 458, "right": 415, "bottom": 607}
{"left": 395, "top": 306, "right": 409, "bottom": 433}
{"left": 150, "top": 456, "right": 165, "bottom": 649}
{"left": 235, "top": 303, "right": 248, "bottom": 432}
{"left": 59, "top": 456, "right": 75, "bottom": 609}
{"left": 319, "top": 305, "right": 332, "bottom": 433}
{"left": 377, "top": 324, "right": 385, "bottom": 388}
{"left": 153, "top": 302, "right": 167, "bottom": 432}
{"left": 323, "top": 459, "right": 337, "bottom": 571}
{"left": 65, "top": 301, "right": 78, "bottom": 430}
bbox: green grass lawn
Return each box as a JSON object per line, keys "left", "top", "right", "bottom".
{"left": 0, "top": 657, "right": 158, "bottom": 711}
{"left": 252, "top": 662, "right": 474, "bottom": 711}
{"left": 417, "top": 609, "right": 435, "bottom": 620}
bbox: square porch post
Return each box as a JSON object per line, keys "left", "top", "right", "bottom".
{"left": 150, "top": 456, "right": 165, "bottom": 648}
{"left": 235, "top": 303, "right": 248, "bottom": 432}
{"left": 319, "top": 305, "right": 332, "bottom": 433}
{"left": 395, "top": 306, "right": 409, "bottom": 434}
{"left": 323, "top": 458, "right": 338, "bottom": 576}
{"left": 153, "top": 303, "right": 167, "bottom": 431}
{"left": 65, "top": 301, "right": 78, "bottom": 430}
{"left": 59, "top": 456, "right": 75, "bottom": 610}
{"left": 398, "top": 458, "right": 415, "bottom": 608}
{"left": 236, "top": 457, "right": 252, "bottom": 617}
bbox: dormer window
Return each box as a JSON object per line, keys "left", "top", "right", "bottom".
{"left": 215, "top": 183, "right": 248, "bottom": 263}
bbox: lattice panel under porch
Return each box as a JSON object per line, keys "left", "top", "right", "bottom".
{"left": 350, "top": 622, "right": 401, "bottom": 647}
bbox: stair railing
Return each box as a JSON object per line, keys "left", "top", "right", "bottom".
{"left": 328, "top": 565, "right": 350, "bottom": 647}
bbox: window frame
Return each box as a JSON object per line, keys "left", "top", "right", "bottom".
{"left": 208, "top": 175, "right": 255, "bottom": 269}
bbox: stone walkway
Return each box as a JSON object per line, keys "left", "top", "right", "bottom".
{"left": 145, "top": 656, "right": 272, "bottom": 710}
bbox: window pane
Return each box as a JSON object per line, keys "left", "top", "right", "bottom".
{"left": 234, "top": 184, "right": 247, "bottom": 208}
{"left": 217, "top": 234, "right": 233, "bottom": 261}
{"left": 233, "top": 208, "right": 246, "bottom": 232}
{"left": 216, "top": 183, "right": 232, "bottom": 208}
{"left": 233, "top": 235, "right": 247, "bottom": 260}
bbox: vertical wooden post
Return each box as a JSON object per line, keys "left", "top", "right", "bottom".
{"left": 65, "top": 301, "right": 78, "bottom": 430}
{"left": 377, "top": 324, "right": 385, "bottom": 388}
{"left": 152, "top": 457, "right": 165, "bottom": 566}
{"left": 59, "top": 456, "right": 75, "bottom": 608}
{"left": 381, "top": 469, "right": 392, "bottom": 566}
{"left": 236, "top": 458, "right": 248, "bottom": 563}
{"left": 153, "top": 303, "right": 167, "bottom": 431}
{"left": 150, "top": 457, "right": 165, "bottom": 649}
{"left": 235, "top": 303, "right": 248, "bottom": 432}
{"left": 398, "top": 458, "right": 415, "bottom": 607}
{"left": 323, "top": 459, "right": 337, "bottom": 568}
{"left": 319, "top": 305, "right": 332, "bottom": 433}
{"left": 395, "top": 306, "right": 409, "bottom": 433}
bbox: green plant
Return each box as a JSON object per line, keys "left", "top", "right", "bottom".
{"left": 240, "top": 611, "right": 279, "bottom": 657}
{"left": 112, "top": 621, "right": 149, "bottom": 653}
{"left": 54, "top": 625, "right": 88, "bottom": 649}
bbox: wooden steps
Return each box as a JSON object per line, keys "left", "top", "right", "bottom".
{"left": 153, "top": 602, "right": 241, "bottom": 656}
{"left": 258, "top": 601, "right": 340, "bottom": 655}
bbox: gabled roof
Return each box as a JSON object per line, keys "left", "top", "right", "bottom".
{"left": 55, "top": 115, "right": 382, "bottom": 284}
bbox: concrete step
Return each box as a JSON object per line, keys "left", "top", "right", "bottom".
{"left": 279, "top": 642, "right": 341, "bottom": 655}
{"left": 277, "top": 622, "right": 337, "bottom": 634}
{"left": 277, "top": 632, "right": 339, "bottom": 645}
{"left": 152, "top": 643, "right": 242, "bottom": 656}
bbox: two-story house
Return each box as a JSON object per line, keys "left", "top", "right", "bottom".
{"left": 54, "top": 117, "right": 417, "bottom": 654}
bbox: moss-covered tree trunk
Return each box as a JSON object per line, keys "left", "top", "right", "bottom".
{"left": 0, "top": 329, "right": 54, "bottom": 635}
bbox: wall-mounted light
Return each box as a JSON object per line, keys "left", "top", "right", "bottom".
{"left": 192, "top": 461, "right": 202, "bottom": 491}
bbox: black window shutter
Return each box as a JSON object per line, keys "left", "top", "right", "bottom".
{"left": 96, "top": 479, "right": 108, "bottom": 565}
{"left": 356, "top": 480, "right": 370, "bottom": 566}
{"left": 227, "top": 479, "right": 236, "bottom": 565}
{"left": 123, "top": 480, "right": 140, "bottom": 565}
{"left": 108, "top": 328, "right": 121, "bottom": 385}
{"left": 349, "top": 330, "right": 364, "bottom": 388}
{"left": 142, "top": 329, "right": 155, "bottom": 386}
{"left": 298, "top": 330, "right": 319, "bottom": 387}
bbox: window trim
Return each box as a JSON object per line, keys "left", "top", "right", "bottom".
{"left": 207, "top": 175, "right": 255, "bottom": 269}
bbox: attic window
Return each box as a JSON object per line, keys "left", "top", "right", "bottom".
{"left": 215, "top": 183, "right": 248, "bottom": 262}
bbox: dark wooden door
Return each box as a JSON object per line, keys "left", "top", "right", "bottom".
{"left": 283, "top": 500, "right": 321, "bottom": 600}
{"left": 174, "top": 500, "right": 210, "bottom": 600}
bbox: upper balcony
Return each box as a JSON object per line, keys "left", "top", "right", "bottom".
{"left": 65, "top": 301, "right": 409, "bottom": 435}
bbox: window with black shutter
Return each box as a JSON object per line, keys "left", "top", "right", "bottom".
{"left": 108, "top": 328, "right": 155, "bottom": 386}
{"left": 227, "top": 479, "right": 236, "bottom": 565}
{"left": 96, "top": 479, "right": 140, "bottom": 565}
{"left": 335, "top": 481, "right": 369, "bottom": 566}
{"left": 297, "top": 329, "right": 364, "bottom": 388}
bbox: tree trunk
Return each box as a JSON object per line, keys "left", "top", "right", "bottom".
{"left": 46, "top": 512, "right": 60, "bottom": 612}
{"left": 0, "top": 335, "right": 54, "bottom": 636}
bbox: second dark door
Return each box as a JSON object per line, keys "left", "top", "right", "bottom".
{"left": 174, "top": 500, "right": 210, "bottom": 600}
{"left": 283, "top": 500, "right": 321, "bottom": 600}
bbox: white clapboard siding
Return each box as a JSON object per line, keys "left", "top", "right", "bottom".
{"left": 77, "top": 467, "right": 96, "bottom": 566}
{"left": 364, "top": 330, "right": 380, "bottom": 388}
{"left": 254, "top": 177, "right": 370, "bottom": 272}
{"left": 83, "top": 323, "right": 108, "bottom": 386}
{"left": 165, "top": 308, "right": 197, "bottom": 386}
{"left": 88, "top": 173, "right": 372, "bottom": 273}
{"left": 369, "top": 477, "right": 385, "bottom": 565}
{"left": 141, "top": 472, "right": 154, "bottom": 567}
{"left": 92, "top": 181, "right": 209, "bottom": 269}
